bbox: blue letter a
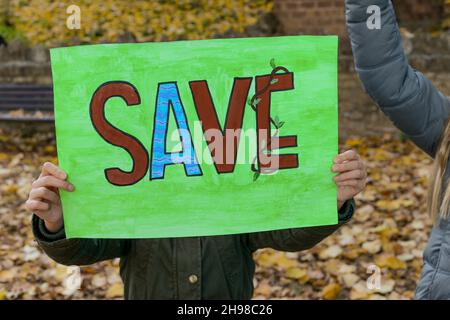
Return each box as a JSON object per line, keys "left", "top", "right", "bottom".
{"left": 150, "top": 82, "right": 202, "bottom": 179}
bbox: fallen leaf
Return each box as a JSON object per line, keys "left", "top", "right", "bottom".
{"left": 350, "top": 281, "right": 370, "bottom": 300}
{"left": 319, "top": 245, "right": 343, "bottom": 260}
{"left": 342, "top": 274, "right": 360, "bottom": 288}
{"left": 106, "top": 283, "right": 123, "bottom": 299}
{"left": 376, "top": 279, "right": 396, "bottom": 294}
{"left": 362, "top": 240, "right": 382, "bottom": 254}
{"left": 375, "top": 254, "right": 407, "bottom": 270}
{"left": 285, "top": 267, "right": 309, "bottom": 284}
{"left": 321, "top": 283, "right": 341, "bottom": 300}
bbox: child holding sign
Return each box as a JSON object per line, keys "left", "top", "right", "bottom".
{"left": 26, "top": 149, "right": 365, "bottom": 299}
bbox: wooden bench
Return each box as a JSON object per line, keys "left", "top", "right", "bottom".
{"left": 0, "top": 84, "right": 54, "bottom": 121}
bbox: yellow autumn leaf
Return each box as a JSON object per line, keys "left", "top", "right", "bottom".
{"left": 3, "top": 184, "right": 18, "bottom": 194}
{"left": 342, "top": 274, "right": 360, "bottom": 288}
{"left": 285, "top": 267, "right": 309, "bottom": 284}
{"left": 256, "top": 251, "right": 281, "bottom": 268}
{"left": 375, "top": 254, "right": 407, "bottom": 270}
{"left": 0, "top": 269, "right": 17, "bottom": 282}
{"left": 54, "top": 265, "right": 70, "bottom": 282}
{"left": 106, "top": 282, "right": 124, "bottom": 299}
{"left": 362, "top": 240, "right": 382, "bottom": 254}
{"left": 254, "top": 282, "right": 271, "bottom": 297}
{"left": 372, "top": 149, "right": 392, "bottom": 161}
{"left": 349, "top": 281, "right": 370, "bottom": 300}
{"left": 256, "top": 251, "right": 297, "bottom": 269}
{"left": 376, "top": 198, "right": 415, "bottom": 211}
{"left": 321, "top": 283, "right": 341, "bottom": 300}
{"left": 319, "top": 245, "right": 343, "bottom": 259}
{"left": 44, "top": 145, "right": 56, "bottom": 154}
{"left": 345, "top": 138, "right": 363, "bottom": 147}
{"left": 276, "top": 254, "right": 298, "bottom": 269}
{"left": 0, "top": 152, "right": 10, "bottom": 161}
{"left": 376, "top": 200, "right": 401, "bottom": 211}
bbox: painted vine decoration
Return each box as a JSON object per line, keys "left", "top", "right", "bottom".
{"left": 248, "top": 58, "right": 290, "bottom": 181}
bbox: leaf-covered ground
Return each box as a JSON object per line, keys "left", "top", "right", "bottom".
{"left": 0, "top": 126, "right": 433, "bottom": 299}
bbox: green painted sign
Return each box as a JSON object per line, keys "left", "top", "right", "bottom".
{"left": 50, "top": 36, "right": 339, "bottom": 239}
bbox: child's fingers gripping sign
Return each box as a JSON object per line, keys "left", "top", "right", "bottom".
{"left": 40, "top": 161, "right": 68, "bottom": 180}
{"left": 25, "top": 162, "right": 75, "bottom": 232}
{"left": 331, "top": 150, "right": 367, "bottom": 208}
{"left": 333, "top": 149, "right": 359, "bottom": 163}
{"left": 332, "top": 150, "right": 367, "bottom": 184}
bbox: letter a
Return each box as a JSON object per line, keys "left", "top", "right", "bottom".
{"left": 367, "top": 5, "right": 381, "bottom": 30}
{"left": 150, "top": 82, "right": 202, "bottom": 179}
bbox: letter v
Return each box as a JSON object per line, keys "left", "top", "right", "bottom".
{"left": 189, "top": 77, "right": 252, "bottom": 173}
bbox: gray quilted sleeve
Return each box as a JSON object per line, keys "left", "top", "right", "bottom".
{"left": 346, "top": 0, "right": 450, "bottom": 156}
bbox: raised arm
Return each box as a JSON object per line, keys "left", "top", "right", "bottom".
{"left": 346, "top": 0, "right": 450, "bottom": 156}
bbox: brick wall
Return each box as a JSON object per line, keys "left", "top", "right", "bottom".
{"left": 273, "top": 0, "right": 449, "bottom": 139}
{"left": 393, "top": 0, "right": 444, "bottom": 27}
{"left": 274, "top": 0, "right": 444, "bottom": 37}
{"left": 274, "top": 0, "right": 346, "bottom": 37}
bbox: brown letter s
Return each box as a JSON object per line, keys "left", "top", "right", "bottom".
{"left": 90, "top": 81, "right": 148, "bottom": 186}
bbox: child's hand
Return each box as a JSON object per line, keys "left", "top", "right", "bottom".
{"left": 25, "top": 162, "right": 74, "bottom": 233}
{"left": 332, "top": 150, "right": 366, "bottom": 210}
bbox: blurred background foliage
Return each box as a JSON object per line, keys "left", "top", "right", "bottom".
{"left": 0, "top": 0, "right": 273, "bottom": 47}
{"left": 0, "top": 0, "right": 449, "bottom": 47}
{"left": 445, "top": 0, "right": 450, "bottom": 29}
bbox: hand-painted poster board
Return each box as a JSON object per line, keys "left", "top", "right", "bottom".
{"left": 50, "top": 36, "right": 338, "bottom": 238}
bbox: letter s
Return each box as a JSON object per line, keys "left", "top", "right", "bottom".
{"left": 90, "top": 81, "right": 149, "bottom": 186}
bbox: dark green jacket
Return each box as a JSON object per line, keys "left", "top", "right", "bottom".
{"left": 32, "top": 200, "right": 354, "bottom": 299}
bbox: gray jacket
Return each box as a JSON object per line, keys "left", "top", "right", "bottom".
{"left": 346, "top": 0, "right": 450, "bottom": 299}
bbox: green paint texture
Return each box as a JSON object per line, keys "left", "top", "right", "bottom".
{"left": 50, "top": 36, "right": 339, "bottom": 238}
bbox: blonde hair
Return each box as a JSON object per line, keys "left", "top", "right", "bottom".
{"left": 428, "top": 120, "right": 450, "bottom": 221}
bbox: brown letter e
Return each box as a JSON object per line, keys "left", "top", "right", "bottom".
{"left": 255, "top": 72, "right": 298, "bottom": 173}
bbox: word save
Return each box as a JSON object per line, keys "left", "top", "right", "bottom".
{"left": 89, "top": 72, "right": 299, "bottom": 186}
